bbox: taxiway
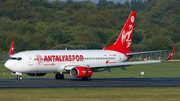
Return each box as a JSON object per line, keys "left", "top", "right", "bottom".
{"left": 0, "top": 77, "right": 180, "bottom": 88}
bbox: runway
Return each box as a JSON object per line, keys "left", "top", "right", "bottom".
{"left": 0, "top": 77, "right": 180, "bottom": 88}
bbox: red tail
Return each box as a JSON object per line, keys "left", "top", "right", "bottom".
{"left": 104, "top": 11, "right": 137, "bottom": 54}
{"left": 9, "top": 41, "right": 14, "bottom": 55}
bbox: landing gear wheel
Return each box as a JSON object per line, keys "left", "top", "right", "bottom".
{"left": 59, "top": 74, "right": 64, "bottom": 80}
{"left": 55, "top": 74, "right": 60, "bottom": 80}
{"left": 82, "top": 77, "right": 90, "bottom": 81}
{"left": 55, "top": 73, "right": 64, "bottom": 80}
{"left": 17, "top": 76, "right": 22, "bottom": 81}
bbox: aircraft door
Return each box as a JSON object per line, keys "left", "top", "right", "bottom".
{"left": 14, "top": 61, "right": 16, "bottom": 67}
{"left": 28, "top": 55, "right": 33, "bottom": 66}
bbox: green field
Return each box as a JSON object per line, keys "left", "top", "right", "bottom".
{"left": 1, "top": 87, "right": 180, "bottom": 101}
{"left": 0, "top": 61, "right": 180, "bottom": 78}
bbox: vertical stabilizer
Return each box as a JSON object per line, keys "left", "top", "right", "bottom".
{"left": 9, "top": 41, "right": 14, "bottom": 56}
{"left": 104, "top": 11, "right": 137, "bottom": 54}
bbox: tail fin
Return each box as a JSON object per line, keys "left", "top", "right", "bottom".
{"left": 9, "top": 41, "right": 14, "bottom": 56}
{"left": 166, "top": 46, "right": 177, "bottom": 61}
{"left": 104, "top": 11, "right": 137, "bottom": 54}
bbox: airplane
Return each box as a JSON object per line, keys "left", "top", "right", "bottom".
{"left": 4, "top": 11, "right": 177, "bottom": 81}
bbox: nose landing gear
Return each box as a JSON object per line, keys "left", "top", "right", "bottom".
{"left": 11, "top": 72, "right": 22, "bottom": 81}
{"left": 17, "top": 75, "right": 22, "bottom": 81}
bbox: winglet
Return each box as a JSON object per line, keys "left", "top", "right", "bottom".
{"left": 166, "top": 46, "right": 177, "bottom": 61}
{"left": 9, "top": 41, "right": 14, "bottom": 56}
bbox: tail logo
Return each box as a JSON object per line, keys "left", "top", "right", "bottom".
{"left": 170, "top": 53, "right": 173, "bottom": 56}
{"left": 121, "top": 16, "right": 134, "bottom": 48}
{"left": 131, "top": 16, "right": 134, "bottom": 23}
{"left": 121, "top": 26, "right": 133, "bottom": 48}
{"left": 11, "top": 48, "right": 14, "bottom": 51}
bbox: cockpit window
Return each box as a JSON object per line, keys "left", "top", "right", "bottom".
{"left": 9, "top": 57, "right": 22, "bottom": 61}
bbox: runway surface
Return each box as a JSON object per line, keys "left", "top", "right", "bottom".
{"left": 0, "top": 77, "right": 180, "bottom": 88}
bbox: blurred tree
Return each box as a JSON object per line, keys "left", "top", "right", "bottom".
{"left": 51, "top": 1, "right": 66, "bottom": 10}
{"left": 51, "top": 44, "right": 87, "bottom": 50}
{"left": 131, "top": 44, "right": 148, "bottom": 52}
{"left": 36, "top": 21, "right": 47, "bottom": 33}
{"left": 0, "top": 0, "right": 179, "bottom": 52}
{"left": 132, "top": 30, "right": 143, "bottom": 44}
{"left": 15, "top": 21, "right": 37, "bottom": 35}
{"left": 83, "top": 1, "right": 97, "bottom": 13}
{"left": 140, "top": 38, "right": 152, "bottom": 50}
{"left": 172, "top": 33, "right": 180, "bottom": 43}
{"left": 175, "top": 42, "right": 180, "bottom": 51}
{"left": 125, "top": 0, "right": 130, "bottom": 8}
{"left": 106, "top": 32, "right": 118, "bottom": 47}
{"left": 151, "top": 35, "right": 172, "bottom": 50}
{"left": 97, "top": 0, "right": 108, "bottom": 9}
{"left": 0, "top": 17, "right": 14, "bottom": 31}
{"left": 43, "top": 22, "right": 72, "bottom": 48}
{"left": 56, "top": 11, "right": 68, "bottom": 17}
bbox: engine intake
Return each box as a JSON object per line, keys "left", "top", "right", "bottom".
{"left": 70, "top": 66, "right": 93, "bottom": 78}
{"left": 26, "top": 73, "right": 46, "bottom": 76}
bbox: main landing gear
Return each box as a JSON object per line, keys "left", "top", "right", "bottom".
{"left": 55, "top": 73, "right": 64, "bottom": 80}
{"left": 17, "top": 75, "right": 22, "bottom": 81}
{"left": 82, "top": 77, "right": 90, "bottom": 81}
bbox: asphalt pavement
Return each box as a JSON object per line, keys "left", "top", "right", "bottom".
{"left": 0, "top": 77, "right": 180, "bottom": 88}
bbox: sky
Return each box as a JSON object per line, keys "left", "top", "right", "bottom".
{"left": 49, "top": 0, "right": 130, "bottom": 4}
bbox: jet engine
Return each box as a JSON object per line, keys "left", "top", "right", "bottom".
{"left": 26, "top": 73, "right": 46, "bottom": 76}
{"left": 70, "top": 66, "right": 93, "bottom": 78}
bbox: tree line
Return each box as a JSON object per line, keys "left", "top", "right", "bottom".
{"left": 0, "top": 0, "right": 179, "bottom": 53}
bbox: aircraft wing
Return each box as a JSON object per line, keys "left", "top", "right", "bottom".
{"left": 64, "top": 60, "right": 161, "bottom": 71}
{"left": 88, "top": 60, "right": 161, "bottom": 71}
{"left": 90, "top": 60, "right": 161, "bottom": 67}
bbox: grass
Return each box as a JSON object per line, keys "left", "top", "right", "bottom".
{"left": 92, "top": 61, "right": 180, "bottom": 77}
{"left": 0, "top": 61, "right": 180, "bottom": 78}
{"left": 1, "top": 87, "right": 180, "bottom": 101}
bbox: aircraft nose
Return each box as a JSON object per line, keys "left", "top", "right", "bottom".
{"left": 4, "top": 61, "right": 12, "bottom": 71}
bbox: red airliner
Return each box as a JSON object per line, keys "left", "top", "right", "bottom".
{"left": 4, "top": 11, "right": 176, "bottom": 80}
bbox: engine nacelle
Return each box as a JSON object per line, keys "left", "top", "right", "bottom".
{"left": 26, "top": 73, "right": 46, "bottom": 76}
{"left": 70, "top": 66, "right": 93, "bottom": 78}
